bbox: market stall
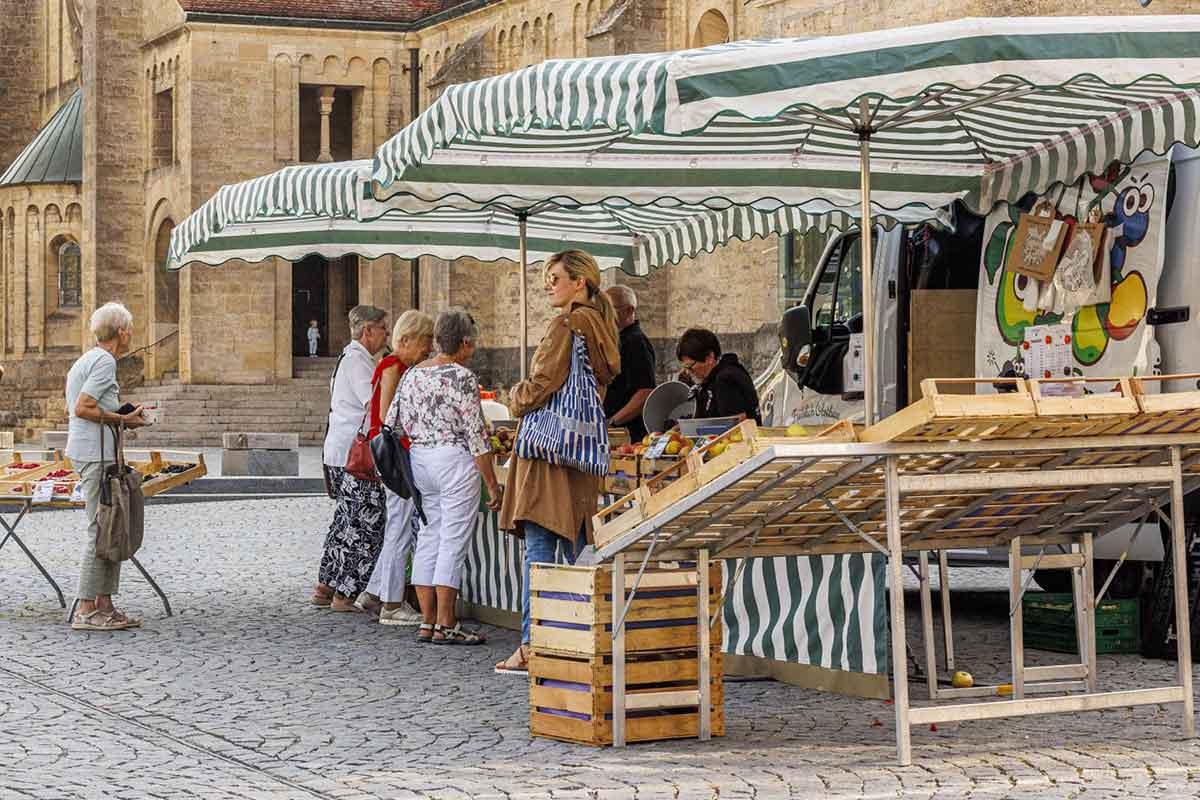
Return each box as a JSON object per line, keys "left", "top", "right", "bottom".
{"left": 583, "top": 376, "right": 1200, "bottom": 760}
{"left": 0, "top": 447, "right": 207, "bottom": 616}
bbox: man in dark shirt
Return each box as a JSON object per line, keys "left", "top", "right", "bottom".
{"left": 604, "top": 285, "right": 657, "bottom": 441}
{"left": 676, "top": 328, "right": 762, "bottom": 424}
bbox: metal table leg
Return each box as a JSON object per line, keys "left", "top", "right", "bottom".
{"left": 0, "top": 502, "right": 66, "bottom": 608}
{"left": 130, "top": 556, "right": 173, "bottom": 617}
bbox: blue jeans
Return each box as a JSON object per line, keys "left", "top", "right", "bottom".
{"left": 521, "top": 521, "right": 587, "bottom": 644}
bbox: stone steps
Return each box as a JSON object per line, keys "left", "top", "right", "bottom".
{"left": 123, "top": 372, "right": 334, "bottom": 447}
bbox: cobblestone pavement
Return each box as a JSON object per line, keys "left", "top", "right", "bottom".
{"left": 3, "top": 499, "right": 1200, "bottom": 799}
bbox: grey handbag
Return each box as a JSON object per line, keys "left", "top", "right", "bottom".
{"left": 95, "top": 423, "right": 145, "bottom": 562}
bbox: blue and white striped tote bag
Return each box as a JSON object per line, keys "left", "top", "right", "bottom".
{"left": 514, "top": 333, "right": 610, "bottom": 476}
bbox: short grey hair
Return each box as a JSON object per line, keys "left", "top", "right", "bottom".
{"left": 434, "top": 308, "right": 478, "bottom": 355}
{"left": 348, "top": 304, "right": 387, "bottom": 339}
{"left": 90, "top": 302, "right": 134, "bottom": 342}
{"left": 607, "top": 284, "right": 637, "bottom": 309}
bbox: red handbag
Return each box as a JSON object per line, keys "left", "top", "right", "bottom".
{"left": 345, "top": 424, "right": 379, "bottom": 482}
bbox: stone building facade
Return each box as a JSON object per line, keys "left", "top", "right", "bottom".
{"left": 3, "top": 0, "right": 1196, "bottom": 439}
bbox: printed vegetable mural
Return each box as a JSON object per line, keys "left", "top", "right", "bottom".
{"left": 977, "top": 159, "right": 1166, "bottom": 383}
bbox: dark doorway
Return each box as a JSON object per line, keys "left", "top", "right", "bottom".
{"left": 294, "top": 255, "right": 328, "bottom": 356}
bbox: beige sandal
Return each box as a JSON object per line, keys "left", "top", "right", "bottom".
{"left": 494, "top": 645, "right": 529, "bottom": 675}
{"left": 71, "top": 610, "right": 131, "bottom": 631}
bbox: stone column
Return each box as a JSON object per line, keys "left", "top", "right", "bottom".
{"left": 317, "top": 86, "right": 336, "bottom": 163}
{"left": 82, "top": 0, "right": 147, "bottom": 351}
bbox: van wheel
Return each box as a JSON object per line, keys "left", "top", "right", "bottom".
{"left": 1033, "top": 560, "right": 1143, "bottom": 599}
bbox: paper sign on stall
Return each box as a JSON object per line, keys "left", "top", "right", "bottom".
{"left": 31, "top": 482, "right": 54, "bottom": 504}
{"left": 1022, "top": 323, "right": 1075, "bottom": 383}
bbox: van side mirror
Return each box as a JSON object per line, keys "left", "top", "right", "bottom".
{"left": 779, "top": 305, "right": 813, "bottom": 385}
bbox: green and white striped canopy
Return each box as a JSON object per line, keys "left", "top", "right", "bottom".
{"left": 372, "top": 16, "right": 1200, "bottom": 217}
{"left": 166, "top": 160, "right": 863, "bottom": 274}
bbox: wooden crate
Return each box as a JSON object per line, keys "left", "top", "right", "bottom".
{"left": 859, "top": 378, "right": 1037, "bottom": 443}
{"left": 592, "top": 419, "right": 857, "bottom": 550}
{"left": 605, "top": 454, "right": 641, "bottom": 495}
{"left": 0, "top": 450, "right": 206, "bottom": 505}
{"left": 1126, "top": 374, "right": 1200, "bottom": 435}
{"left": 1028, "top": 377, "right": 1141, "bottom": 436}
{"left": 529, "top": 562, "right": 722, "bottom": 657}
{"left": 530, "top": 649, "right": 724, "bottom": 746}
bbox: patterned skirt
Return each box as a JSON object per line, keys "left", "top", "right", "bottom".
{"left": 318, "top": 466, "right": 386, "bottom": 597}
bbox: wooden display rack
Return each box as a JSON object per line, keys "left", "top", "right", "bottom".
{"left": 583, "top": 374, "right": 1200, "bottom": 763}
{"left": 0, "top": 449, "right": 207, "bottom": 615}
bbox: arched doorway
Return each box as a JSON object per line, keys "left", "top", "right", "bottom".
{"left": 150, "top": 217, "right": 180, "bottom": 377}
{"left": 692, "top": 9, "right": 730, "bottom": 48}
{"left": 292, "top": 254, "right": 358, "bottom": 356}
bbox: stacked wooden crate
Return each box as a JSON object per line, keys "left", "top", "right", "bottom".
{"left": 528, "top": 562, "right": 724, "bottom": 746}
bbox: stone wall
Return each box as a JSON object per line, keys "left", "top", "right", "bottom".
{"left": 0, "top": 184, "right": 86, "bottom": 358}
{"left": 0, "top": 1, "right": 45, "bottom": 177}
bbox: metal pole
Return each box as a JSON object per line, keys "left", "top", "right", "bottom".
{"left": 857, "top": 97, "right": 877, "bottom": 427}
{"left": 518, "top": 214, "right": 529, "bottom": 382}
{"left": 408, "top": 47, "right": 422, "bottom": 311}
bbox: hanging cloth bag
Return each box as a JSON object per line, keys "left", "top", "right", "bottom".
{"left": 515, "top": 333, "right": 610, "bottom": 476}
{"left": 95, "top": 423, "right": 145, "bottom": 563}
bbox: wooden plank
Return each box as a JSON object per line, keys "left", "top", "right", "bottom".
{"left": 907, "top": 686, "right": 1186, "bottom": 726}
{"left": 624, "top": 690, "right": 699, "bottom": 710}
{"left": 1025, "top": 664, "right": 1088, "bottom": 681}
{"left": 1020, "top": 553, "right": 1085, "bottom": 570}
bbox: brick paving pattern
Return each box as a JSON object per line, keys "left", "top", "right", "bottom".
{"left": 3, "top": 498, "right": 1200, "bottom": 799}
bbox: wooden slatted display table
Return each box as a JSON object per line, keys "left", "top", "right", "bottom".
{"left": 584, "top": 376, "right": 1200, "bottom": 762}
{"left": 0, "top": 448, "right": 207, "bottom": 616}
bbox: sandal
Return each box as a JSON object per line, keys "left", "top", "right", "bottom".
{"left": 71, "top": 610, "right": 132, "bottom": 632}
{"left": 329, "top": 594, "right": 359, "bottom": 613}
{"left": 432, "top": 622, "right": 487, "bottom": 646}
{"left": 310, "top": 586, "right": 333, "bottom": 607}
{"left": 107, "top": 610, "right": 142, "bottom": 628}
{"left": 416, "top": 622, "right": 435, "bottom": 643}
{"left": 494, "top": 645, "right": 530, "bottom": 675}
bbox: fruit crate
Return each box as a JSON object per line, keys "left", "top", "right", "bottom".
{"left": 605, "top": 454, "right": 640, "bottom": 495}
{"left": 530, "top": 648, "right": 724, "bottom": 746}
{"left": 529, "top": 562, "right": 722, "bottom": 657}
{"left": 1022, "top": 592, "right": 1140, "bottom": 654}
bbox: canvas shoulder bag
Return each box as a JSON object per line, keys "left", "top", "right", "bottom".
{"left": 95, "top": 423, "right": 145, "bottom": 563}
{"left": 515, "top": 333, "right": 610, "bottom": 476}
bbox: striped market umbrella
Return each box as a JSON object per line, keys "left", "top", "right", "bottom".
{"left": 371, "top": 15, "right": 1200, "bottom": 422}
{"left": 167, "top": 160, "right": 880, "bottom": 378}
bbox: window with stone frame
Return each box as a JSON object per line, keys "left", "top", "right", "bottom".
{"left": 58, "top": 241, "right": 82, "bottom": 307}
{"left": 298, "top": 85, "right": 355, "bottom": 163}
{"left": 152, "top": 88, "right": 175, "bottom": 167}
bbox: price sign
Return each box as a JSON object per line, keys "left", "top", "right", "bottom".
{"left": 69, "top": 482, "right": 85, "bottom": 504}
{"left": 31, "top": 482, "right": 54, "bottom": 504}
{"left": 645, "top": 435, "right": 672, "bottom": 460}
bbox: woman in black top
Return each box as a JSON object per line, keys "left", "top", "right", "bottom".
{"left": 675, "top": 328, "right": 762, "bottom": 424}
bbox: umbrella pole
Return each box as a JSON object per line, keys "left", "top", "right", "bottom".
{"left": 857, "top": 98, "right": 877, "bottom": 427}
{"left": 519, "top": 213, "right": 529, "bottom": 382}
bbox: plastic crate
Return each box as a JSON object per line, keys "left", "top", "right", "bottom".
{"left": 1023, "top": 592, "right": 1140, "bottom": 654}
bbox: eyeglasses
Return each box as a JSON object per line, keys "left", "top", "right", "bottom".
{"left": 680, "top": 358, "right": 698, "bottom": 374}
{"left": 545, "top": 273, "right": 563, "bottom": 289}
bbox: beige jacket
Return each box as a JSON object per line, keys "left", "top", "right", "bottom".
{"left": 499, "top": 299, "right": 621, "bottom": 544}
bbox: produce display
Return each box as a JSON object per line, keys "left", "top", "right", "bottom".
{"left": 488, "top": 425, "right": 515, "bottom": 456}
{"left": 1, "top": 451, "right": 206, "bottom": 504}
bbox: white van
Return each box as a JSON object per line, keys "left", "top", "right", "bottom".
{"left": 761, "top": 144, "right": 1200, "bottom": 602}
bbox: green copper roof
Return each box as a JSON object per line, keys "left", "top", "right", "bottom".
{"left": 0, "top": 89, "right": 82, "bottom": 187}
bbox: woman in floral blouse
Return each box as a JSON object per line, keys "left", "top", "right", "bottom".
{"left": 389, "top": 309, "right": 502, "bottom": 644}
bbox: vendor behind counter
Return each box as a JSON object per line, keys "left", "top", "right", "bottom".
{"left": 676, "top": 328, "right": 762, "bottom": 425}
{"left": 604, "top": 286, "right": 657, "bottom": 442}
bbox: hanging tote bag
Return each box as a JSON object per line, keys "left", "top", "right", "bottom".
{"left": 95, "top": 423, "right": 145, "bottom": 563}
{"left": 515, "top": 333, "right": 610, "bottom": 476}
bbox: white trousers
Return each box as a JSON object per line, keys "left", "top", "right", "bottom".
{"left": 364, "top": 488, "right": 418, "bottom": 602}
{"left": 410, "top": 446, "right": 480, "bottom": 590}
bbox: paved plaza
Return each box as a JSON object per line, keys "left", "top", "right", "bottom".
{"left": 4, "top": 498, "right": 1200, "bottom": 799}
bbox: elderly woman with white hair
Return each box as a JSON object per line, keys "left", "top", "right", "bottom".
{"left": 390, "top": 309, "right": 501, "bottom": 644}
{"left": 66, "top": 301, "right": 148, "bottom": 631}
{"left": 314, "top": 304, "right": 391, "bottom": 612}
